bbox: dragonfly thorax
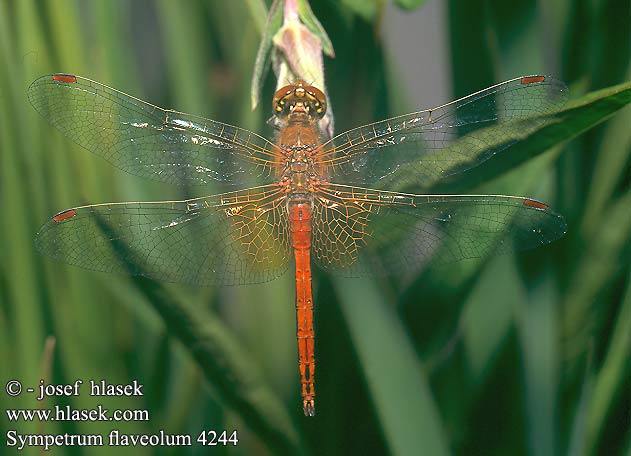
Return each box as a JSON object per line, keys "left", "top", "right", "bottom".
{"left": 290, "top": 150, "right": 309, "bottom": 172}
{"left": 279, "top": 145, "right": 318, "bottom": 192}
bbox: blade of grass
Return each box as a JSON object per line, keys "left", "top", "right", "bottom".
{"left": 333, "top": 277, "right": 449, "bottom": 456}
{"left": 394, "top": 0, "right": 428, "bottom": 10}
{"left": 156, "top": 0, "right": 215, "bottom": 118}
{"left": 448, "top": 0, "right": 495, "bottom": 99}
{"left": 250, "top": 0, "right": 283, "bottom": 108}
{"left": 0, "top": 1, "right": 46, "bottom": 429}
{"left": 516, "top": 273, "right": 559, "bottom": 456}
{"left": 79, "top": 204, "right": 303, "bottom": 452}
{"left": 426, "top": 80, "right": 631, "bottom": 194}
{"left": 406, "top": 142, "right": 564, "bottom": 303}
{"left": 341, "top": 0, "right": 378, "bottom": 21}
{"left": 35, "top": 337, "right": 56, "bottom": 436}
{"left": 567, "top": 349, "right": 594, "bottom": 456}
{"left": 583, "top": 99, "right": 631, "bottom": 233}
{"left": 24, "top": 1, "right": 154, "bottom": 445}
{"left": 131, "top": 278, "right": 305, "bottom": 455}
{"left": 245, "top": 0, "right": 269, "bottom": 34}
{"left": 461, "top": 254, "right": 521, "bottom": 382}
{"left": 564, "top": 190, "right": 631, "bottom": 347}
{"left": 45, "top": 0, "right": 109, "bottom": 201}
{"left": 585, "top": 269, "right": 631, "bottom": 453}
{"left": 93, "top": 0, "right": 139, "bottom": 88}
{"left": 591, "top": 0, "right": 631, "bottom": 90}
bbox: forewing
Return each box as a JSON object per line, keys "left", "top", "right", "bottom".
{"left": 321, "top": 76, "right": 568, "bottom": 187}
{"left": 35, "top": 186, "right": 290, "bottom": 285}
{"left": 28, "top": 74, "right": 281, "bottom": 186}
{"left": 312, "top": 184, "right": 566, "bottom": 277}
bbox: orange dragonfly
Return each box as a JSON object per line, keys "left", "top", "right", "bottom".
{"left": 29, "top": 73, "right": 568, "bottom": 416}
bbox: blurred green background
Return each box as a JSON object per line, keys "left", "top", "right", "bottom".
{"left": 1, "top": 0, "right": 629, "bottom": 455}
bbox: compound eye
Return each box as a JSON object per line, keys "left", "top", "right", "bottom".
{"left": 274, "top": 97, "right": 289, "bottom": 113}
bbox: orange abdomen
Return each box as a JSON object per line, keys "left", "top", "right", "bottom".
{"left": 288, "top": 201, "right": 316, "bottom": 416}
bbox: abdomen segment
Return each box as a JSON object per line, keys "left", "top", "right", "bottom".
{"left": 289, "top": 200, "right": 316, "bottom": 416}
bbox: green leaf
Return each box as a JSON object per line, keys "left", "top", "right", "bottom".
{"left": 428, "top": 80, "right": 631, "bottom": 193}
{"left": 342, "top": 0, "right": 378, "bottom": 21}
{"left": 582, "top": 102, "right": 631, "bottom": 234}
{"left": 398, "top": 76, "right": 631, "bottom": 349}
{"left": 251, "top": 0, "right": 283, "bottom": 108}
{"left": 124, "top": 276, "right": 304, "bottom": 454}
{"left": 394, "top": 0, "right": 428, "bottom": 10}
{"left": 448, "top": 0, "right": 495, "bottom": 99}
{"left": 586, "top": 270, "right": 631, "bottom": 454}
{"left": 333, "top": 277, "right": 450, "bottom": 456}
{"left": 82, "top": 203, "right": 304, "bottom": 454}
{"left": 563, "top": 190, "right": 631, "bottom": 349}
{"left": 297, "top": 0, "right": 335, "bottom": 57}
{"left": 244, "top": 0, "right": 268, "bottom": 34}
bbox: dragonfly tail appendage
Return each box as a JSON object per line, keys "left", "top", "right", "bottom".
{"left": 289, "top": 201, "right": 316, "bottom": 417}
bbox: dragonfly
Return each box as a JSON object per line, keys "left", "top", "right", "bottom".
{"left": 29, "top": 73, "right": 568, "bottom": 416}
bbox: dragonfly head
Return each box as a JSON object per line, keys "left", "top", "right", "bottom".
{"left": 273, "top": 80, "right": 327, "bottom": 123}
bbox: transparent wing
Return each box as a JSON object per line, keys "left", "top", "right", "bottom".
{"left": 35, "top": 186, "right": 290, "bottom": 285}
{"left": 319, "top": 76, "right": 568, "bottom": 186}
{"left": 28, "top": 74, "right": 282, "bottom": 186}
{"left": 311, "top": 184, "right": 566, "bottom": 276}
